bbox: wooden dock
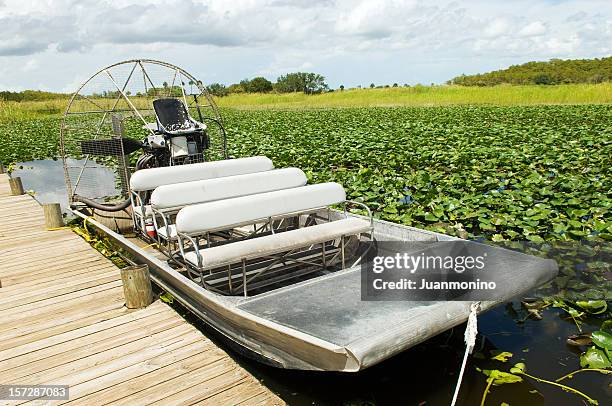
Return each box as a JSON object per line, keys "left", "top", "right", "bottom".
{"left": 0, "top": 174, "right": 284, "bottom": 405}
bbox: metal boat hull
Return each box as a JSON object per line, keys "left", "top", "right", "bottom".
{"left": 73, "top": 210, "right": 557, "bottom": 371}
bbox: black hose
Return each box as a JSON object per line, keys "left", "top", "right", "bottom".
{"left": 72, "top": 152, "right": 156, "bottom": 212}
{"left": 72, "top": 194, "right": 132, "bottom": 212}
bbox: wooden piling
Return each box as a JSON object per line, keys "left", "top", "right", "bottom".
{"left": 9, "top": 177, "right": 24, "bottom": 195}
{"left": 43, "top": 203, "right": 64, "bottom": 229}
{"left": 120, "top": 264, "right": 154, "bottom": 309}
{"left": 0, "top": 162, "right": 5, "bottom": 174}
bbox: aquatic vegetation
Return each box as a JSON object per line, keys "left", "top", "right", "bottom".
{"left": 0, "top": 106, "right": 610, "bottom": 242}
{"left": 479, "top": 355, "right": 609, "bottom": 405}
{"left": 221, "top": 106, "right": 611, "bottom": 243}
{"left": 69, "top": 218, "right": 130, "bottom": 268}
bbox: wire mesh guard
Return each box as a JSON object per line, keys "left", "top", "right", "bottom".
{"left": 60, "top": 59, "right": 227, "bottom": 206}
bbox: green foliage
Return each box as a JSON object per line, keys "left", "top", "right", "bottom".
{"left": 71, "top": 220, "right": 129, "bottom": 268}
{"left": 450, "top": 57, "right": 612, "bottom": 86}
{"left": 0, "top": 90, "right": 68, "bottom": 102}
{"left": 0, "top": 106, "right": 609, "bottom": 245}
{"left": 580, "top": 346, "right": 611, "bottom": 369}
{"left": 275, "top": 72, "right": 328, "bottom": 94}
{"left": 241, "top": 77, "right": 273, "bottom": 93}
{"left": 206, "top": 83, "right": 229, "bottom": 97}
{"left": 580, "top": 327, "right": 612, "bottom": 369}
{"left": 491, "top": 351, "right": 513, "bottom": 362}
{"left": 481, "top": 362, "right": 602, "bottom": 405}
{"left": 227, "top": 83, "right": 245, "bottom": 94}
{"left": 222, "top": 105, "right": 611, "bottom": 242}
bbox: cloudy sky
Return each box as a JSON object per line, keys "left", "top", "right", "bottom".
{"left": 1, "top": 0, "right": 610, "bottom": 92}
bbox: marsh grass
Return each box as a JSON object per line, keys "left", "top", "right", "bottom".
{"left": 0, "top": 99, "right": 68, "bottom": 121}
{"left": 217, "top": 83, "right": 612, "bottom": 109}
{"left": 1, "top": 83, "right": 610, "bottom": 122}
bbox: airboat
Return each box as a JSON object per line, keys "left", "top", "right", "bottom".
{"left": 60, "top": 59, "right": 557, "bottom": 371}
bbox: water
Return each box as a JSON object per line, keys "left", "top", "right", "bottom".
{"left": 191, "top": 304, "right": 610, "bottom": 406}
{"left": 14, "top": 161, "right": 612, "bottom": 405}
{"left": 10, "top": 159, "right": 119, "bottom": 213}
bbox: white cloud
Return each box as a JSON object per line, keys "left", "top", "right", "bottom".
{"left": 518, "top": 21, "right": 547, "bottom": 37}
{"left": 484, "top": 18, "right": 511, "bottom": 38}
{"left": 0, "top": 0, "right": 610, "bottom": 90}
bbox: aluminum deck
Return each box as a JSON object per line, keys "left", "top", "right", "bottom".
{"left": 0, "top": 174, "right": 284, "bottom": 406}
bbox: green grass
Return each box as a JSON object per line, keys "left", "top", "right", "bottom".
{"left": 217, "top": 83, "right": 612, "bottom": 109}
{"left": 1, "top": 83, "right": 611, "bottom": 123}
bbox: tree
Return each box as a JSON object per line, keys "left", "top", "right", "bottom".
{"left": 448, "top": 56, "right": 612, "bottom": 86}
{"left": 339, "top": 85, "right": 345, "bottom": 91}
{"left": 275, "top": 72, "right": 328, "bottom": 94}
{"left": 533, "top": 74, "right": 552, "bottom": 85}
{"left": 240, "top": 77, "right": 273, "bottom": 93}
{"left": 370, "top": 83, "right": 375, "bottom": 88}
{"left": 206, "top": 83, "right": 228, "bottom": 97}
{"left": 392, "top": 83, "right": 398, "bottom": 87}
{"left": 227, "top": 83, "right": 245, "bottom": 94}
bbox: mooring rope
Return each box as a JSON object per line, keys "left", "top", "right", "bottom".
{"left": 450, "top": 301, "right": 481, "bottom": 406}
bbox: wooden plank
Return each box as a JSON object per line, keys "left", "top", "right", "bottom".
{"left": 0, "top": 299, "right": 127, "bottom": 350}
{"left": 3, "top": 313, "right": 184, "bottom": 381}
{"left": 146, "top": 369, "right": 247, "bottom": 406}
{"left": 0, "top": 309, "right": 179, "bottom": 375}
{"left": 0, "top": 284, "right": 124, "bottom": 325}
{"left": 0, "top": 303, "right": 166, "bottom": 361}
{"left": 203, "top": 380, "right": 272, "bottom": 405}
{"left": 66, "top": 350, "right": 227, "bottom": 405}
{"left": 0, "top": 247, "right": 98, "bottom": 271}
{"left": 0, "top": 175, "right": 284, "bottom": 406}
{"left": 0, "top": 265, "right": 119, "bottom": 290}
{"left": 0, "top": 279, "right": 122, "bottom": 311}
{"left": 6, "top": 324, "right": 205, "bottom": 388}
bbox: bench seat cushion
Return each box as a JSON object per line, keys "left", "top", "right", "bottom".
{"left": 183, "top": 217, "right": 370, "bottom": 269}
{"left": 130, "top": 156, "right": 273, "bottom": 191}
{"left": 151, "top": 168, "right": 307, "bottom": 211}
{"left": 176, "top": 182, "right": 346, "bottom": 235}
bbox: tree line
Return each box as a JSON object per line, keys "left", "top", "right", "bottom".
{"left": 449, "top": 57, "right": 612, "bottom": 86}
{"left": 206, "top": 72, "right": 329, "bottom": 96}
{"left": 0, "top": 90, "right": 68, "bottom": 102}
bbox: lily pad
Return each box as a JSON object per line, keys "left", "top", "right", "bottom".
{"left": 576, "top": 300, "right": 607, "bottom": 314}
{"left": 491, "top": 351, "right": 513, "bottom": 362}
{"left": 591, "top": 331, "right": 612, "bottom": 351}
{"left": 482, "top": 369, "right": 523, "bottom": 385}
{"left": 580, "top": 346, "right": 612, "bottom": 369}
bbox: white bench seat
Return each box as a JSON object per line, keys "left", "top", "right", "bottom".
{"left": 130, "top": 156, "right": 274, "bottom": 191}
{"left": 129, "top": 156, "right": 273, "bottom": 237}
{"left": 151, "top": 168, "right": 307, "bottom": 211}
{"left": 184, "top": 218, "right": 370, "bottom": 270}
{"left": 176, "top": 182, "right": 346, "bottom": 235}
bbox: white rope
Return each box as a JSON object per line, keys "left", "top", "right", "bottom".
{"left": 450, "top": 301, "right": 481, "bottom": 406}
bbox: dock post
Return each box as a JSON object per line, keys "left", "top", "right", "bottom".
{"left": 9, "top": 177, "right": 24, "bottom": 195}
{"left": 0, "top": 162, "right": 4, "bottom": 174}
{"left": 43, "top": 203, "right": 64, "bottom": 229}
{"left": 120, "top": 264, "right": 154, "bottom": 309}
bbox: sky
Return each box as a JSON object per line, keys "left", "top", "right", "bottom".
{"left": 0, "top": 0, "right": 611, "bottom": 92}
